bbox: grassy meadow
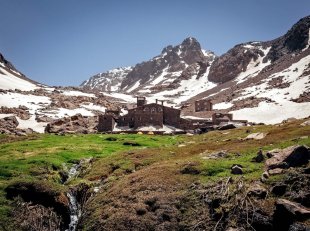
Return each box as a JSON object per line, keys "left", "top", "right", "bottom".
{"left": 0, "top": 118, "right": 309, "bottom": 230}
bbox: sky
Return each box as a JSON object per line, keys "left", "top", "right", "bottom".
{"left": 0, "top": 0, "right": 309, "bottom": 87}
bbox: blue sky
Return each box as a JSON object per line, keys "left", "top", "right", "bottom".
{"left": 0, "top": 0, "right": 309, "bottom": 86}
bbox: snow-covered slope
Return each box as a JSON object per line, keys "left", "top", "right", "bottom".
{"left": 82, "top": 37, "right": 217, "bottom": 105}
{"left": 0, "top": 54, "right": 38, "bottom": 91}
{"left": 0, "top": 53, "right": 117, "bottom": 133}
{"left": 81, "top": 66, "right": 132, "bottom": 92}
{"left": 231, "top": 54, "right": 310, "bottom": 124}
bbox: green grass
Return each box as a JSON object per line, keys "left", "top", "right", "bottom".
{"left": 0, "top": 118, "right": 309, "bottom": 230}
{"left": 0, "top": 133, "right": 181, "bottom": 229}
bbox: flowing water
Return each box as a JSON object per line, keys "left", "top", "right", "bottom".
{"left": 66, "top": 189, "right": 81, "bottom": 231}
{"left": 64, "top": 158, "right": 93, "bottom": 231}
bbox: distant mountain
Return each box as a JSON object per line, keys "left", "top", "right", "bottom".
{"left": 81, "top": 15, "right": 310, "bottom": 124}
{"left": 81, "top": 37, "right": 216, "bottom": 104}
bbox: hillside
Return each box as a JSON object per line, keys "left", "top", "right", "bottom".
{"left": 0, "top": 118, "right": 309, "bottom": 230}
{"left": 0, "top": 52, "right": 124, "bottom": 135}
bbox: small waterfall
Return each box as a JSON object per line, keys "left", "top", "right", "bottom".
{"left": 64, "top": 159, "right": 91, "bottom": 231}
{"left": 66, "top": 189, "right": 81, "bottom": 231}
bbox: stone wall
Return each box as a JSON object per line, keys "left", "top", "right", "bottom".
{"left": 195, "top": 99, "right": 212, "bottom": 112}
{"left": 98, "top": 114, "right": 115, "bottom": 132}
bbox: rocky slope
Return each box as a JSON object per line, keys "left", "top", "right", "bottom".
{"left": 182, "top": 16, "right": 310, "bottom": 124}
{"left": 0, "top": 52, "right": 122, "bottom": 135}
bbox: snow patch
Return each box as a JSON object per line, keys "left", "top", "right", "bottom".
{"left": 213, "top": 102, "right": 234, "bottom": 110}
{"left": 61, "top": 90, "right": 96, "bottom": 98}
{"left": 236, "top": 46, "right": 271, "bottom": 84}
{"left": 0, "top": 67, "right": 38, "bottom": 91}
{"left": 231, "top": 101, "right": 310, "bottom": 124}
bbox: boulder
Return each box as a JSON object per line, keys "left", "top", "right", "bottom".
{"left": 218, "top": 123, "right": 236, "bottom": 130}
{"left": 231, "top": 164, "right": 243, "bottom": 175}
{"left": 246, "top": 132, "right": 267, "bottom": 140}
{"left": 0, "top": 116, "right": 19, "bottom": 134}
{"left": 266, "top": 145, "right": 310, "bottom": 170}
{"left": 268, "top": 168, "right": 284, "bottom": 175}
{"left": 252, "top": 149, "right": 265, "bottom": 162}
{"left": 273, "top": 199, "right": 310, "bottom": 230}
{"left": 247, "top": 183, "right": 268, "bottom": 199}
{"left": 45, "top": 114, "right": 98, "bottom": 134}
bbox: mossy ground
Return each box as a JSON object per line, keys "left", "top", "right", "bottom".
{"left": 0, "top": 119, "right": 309, "bottom": 230}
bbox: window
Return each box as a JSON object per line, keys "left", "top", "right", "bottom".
{"left": 158, "top": 107, "right": 163, "bottom": 112}
{"left": 144, "top": 107, "right": 149, "bottom": 111}
{"left": 150, "top": 117, "right": 153, "bottom": 120}
{"left": 151, "top": 107, "right": 156, "bottom": 113}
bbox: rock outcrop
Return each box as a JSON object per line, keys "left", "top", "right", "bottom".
{"left": 45, "top": 114, "right": 98, "bottom": 134}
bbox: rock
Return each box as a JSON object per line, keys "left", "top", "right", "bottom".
{"left": 271, "top": 184, "right": 287, "bottom": 196}
{"left": 45, "top": 114, "right": 98, "bottom": 134}
{"left": 301, "top": 120, "right": 310, "bottom": 126}
{"left": 0, "top": 116, "right": 20, "bottom": 134}
{"left": 273, "top": 199, "right": 310, "bottom": 230}
{"left": 202, "top": 150, "right": 228, "bottom": 160}
{"left": 268, "top": 168, "right": 284, "bottom": 175}
{"left": 266, "top": 149, "right": 282, "bottom": 158}
{"left": 218, "top": 123, "right": 237, "bottom": 130}
{"left": 266, "top": 145, "right": 310, "bottom": 170}
{"left": 247, "top": 183, "right": 268, "bottom": 199}
{"left": 231, "top": 164, "right": 243, "bottom": 175}
{"left": 252, "top": 149, "right": 265, "bottom": 162}
{"left": 282, "top": 117, "right": 298, "bottom": 123}
{"left": 246, "top": 132, "right": 267, "bottom": 140}
{"left": 261, "top": 171, "right": 269, "bottom": 182}
{"left": 288, "top": 222, "right": 309, "bottom": 231}
{"left": 180, "top": 162, "right": 201, "bottom": 175}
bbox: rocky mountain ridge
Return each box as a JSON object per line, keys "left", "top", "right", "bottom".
{"left": 81, "top": 15, "right": 310, "bottom": 124}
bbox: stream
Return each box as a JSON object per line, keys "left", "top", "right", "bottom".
{"left": 63, "top": 159, "right": 91, "bottom": 231}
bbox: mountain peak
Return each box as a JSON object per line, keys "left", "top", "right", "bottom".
{"left": 181, "top": 37, "right": 201, "bottom": 49}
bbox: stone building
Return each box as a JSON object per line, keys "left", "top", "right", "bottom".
{"left": 195, "top": 99, "right": 212, "bottom": 112}
{"left": 98, "top": 98, "right": 247, "bottom": 132}
{"left": 98, "top": 97, "right": 182, "bottom": 131}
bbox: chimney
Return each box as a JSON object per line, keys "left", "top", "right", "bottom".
{"left": 156, "top": 99, "right": 158, "bottom": 104}
{"left": 161, "top": 101, "right": 164, "bottom": 106}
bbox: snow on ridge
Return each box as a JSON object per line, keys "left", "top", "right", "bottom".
{"left": 146, "top": 64, "right": 217, "bottom": 105}
{"left": 0, "top": 67, "right": 38, "bottom": 91}
{"left": 126, "top": 80, "right": 141, "bottom": 93}
{"left": 302, "top": 28, "right": 310, "bottom": 52}
{"left": 236, "top": 46, "right": 271, "bottom": 84}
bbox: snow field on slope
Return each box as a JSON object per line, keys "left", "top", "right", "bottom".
{"left": 231, "top": 55, "right": 310, "bottom": 124}
{"left": 147, "top": 66, "right": 217, "bottom": 105}
{"left": 0, "top": 67, "right": 38, "bottom": 91}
